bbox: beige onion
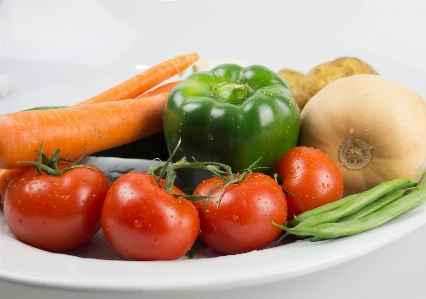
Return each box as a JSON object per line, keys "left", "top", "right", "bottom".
{"left": 299, "top": 74, "right": 426, "bottom": 195}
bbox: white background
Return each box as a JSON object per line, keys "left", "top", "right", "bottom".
{"left": 2, "top": 0, "right": 426, "bottom": 112}
{"left": 1, "top": 1, "right": 426, "bottom": 299}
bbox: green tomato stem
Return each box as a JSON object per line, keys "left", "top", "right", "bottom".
{"left": 149, "top": 139, "right": 262, "bottom": 200}
{"left": 18, "top": 143, "right": 97, "bottom": 176}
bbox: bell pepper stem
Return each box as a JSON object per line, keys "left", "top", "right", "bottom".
{"left": 211, "top": 81, "right": 253, "bottom": 105}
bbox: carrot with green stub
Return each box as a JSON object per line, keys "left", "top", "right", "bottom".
{"left": 75, "top": 53, "right": 199, "bottom": 106}
{"left": 0, "top": 92, "right": 169, "bottom": 169}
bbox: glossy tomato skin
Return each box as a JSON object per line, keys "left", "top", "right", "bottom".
{"left": 101, "top": 172, "right": 200, "bottom": 261}
{"left": 3, "top": 164, "right": 110, "bottom": 252}
{"left": 194, "top": 173, "right": 287, "bottom": 255}
{"left": 274, "top": 146, "right": 344, "bottom": 219}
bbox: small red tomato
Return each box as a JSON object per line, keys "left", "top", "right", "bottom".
{"left": 3, "top": 164, "right": 110, "bottom": 252}
{"left": 274, "top": 146, "right": 344, "bottom": 219}
{"left": 101, "top": 172, "right": 200, "bottom": 261}
{"left": 194, "top": 173, "right": 287, "bottom": 255}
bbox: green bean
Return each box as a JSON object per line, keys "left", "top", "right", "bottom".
{"left": 338, "top": 186, "right": 413, "bottom": 222}
{"left": 286, "top": 193, "right": 359, "bottom": 227}
{"left": 308, "top": 187, "right": 409, "bottom": 242}
{"left": 293, "top": 177, "right": 411, "bottom": 229}
{"left": 288, "top": 179, "right": 414, "bottom": 228}
{"left": 283, "top": 173, "right": 426, "bottom": 240}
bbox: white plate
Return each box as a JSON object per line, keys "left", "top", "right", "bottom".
{"left": 1, "top": 156, "right": 426, "bottom": 297}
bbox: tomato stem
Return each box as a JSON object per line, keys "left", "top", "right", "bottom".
{"left": 149, "top": 139, "right": 262, "bottom": 201}
{"left": 18, "top": 143, "right": 99, "bottom": 176}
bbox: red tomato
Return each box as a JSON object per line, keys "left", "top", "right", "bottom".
{"left": 0, "top": 168, "right": 22, "bottom": 201}
{"left": 194, "top": 173, "right": 287, "bottom": 255}
{"left": 101, "top": 172, "right": 200, "bottom": 261}
{"left": 3, "top": 164, "right": 110, "bottom": 252}
{"left": 274, "top": 146, "right": 344, "bottom": 219}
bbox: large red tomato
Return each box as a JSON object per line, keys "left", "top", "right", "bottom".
{"left": 194, "top": 173, "right": 287, "bottom": 255}
{"left": 3, "top": 163, "right": 109, "bottom": 252}
{"left": 274, "top": 146, "right": 344, "bottom": 219}
{"left": 101, "top": 172, "right": 200, "bottom": 261}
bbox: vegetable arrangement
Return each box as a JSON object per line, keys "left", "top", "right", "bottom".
{"left": 1, "top": 53, "right": 426, "bottom": 262}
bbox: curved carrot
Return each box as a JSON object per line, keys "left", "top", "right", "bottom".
{"left": 75, "top": 53, "right": 199, "bottom": 106}
{"left": 0, "top": 92, "right": 169, "bottom": 169}
{"left": 138, "top": 80, "right": 182, "bottom": 98}
{"left": 0, "top": 168, "right": 22, "bottom": 201}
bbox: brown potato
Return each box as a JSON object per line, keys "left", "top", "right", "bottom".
{"left": 296, "top": 57, "right": 378, "bottom": 110}
{"left": 277, "top": 69, "right": 305, "bottom": 109}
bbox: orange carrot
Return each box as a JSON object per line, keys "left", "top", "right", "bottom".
{"left": 0, "top": 92, "right": 169, "bottom": 169}
{"left": 75, "top": 53, "right": 199, "bottom": 106}
{"left": 0, "top": 168, "right": 22, "bottom": 201}
{"left": 137, "top": 80, "right": 182, "bottom": 98}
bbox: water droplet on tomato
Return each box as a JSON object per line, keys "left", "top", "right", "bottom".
{"left": 134, "top": 220, "right": 142, "bottom": 228}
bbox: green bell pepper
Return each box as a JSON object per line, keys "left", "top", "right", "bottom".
{"left": 163, "top": 64, "right": 300, "bottom": 192}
